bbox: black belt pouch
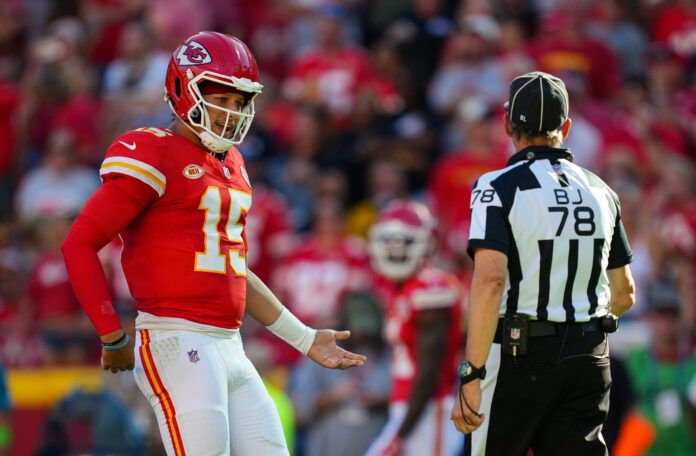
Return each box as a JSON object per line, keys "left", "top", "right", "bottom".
{"left": 503, "top": 313, "right": 529, "bottom": 356}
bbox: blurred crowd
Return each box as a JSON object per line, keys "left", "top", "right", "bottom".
{"left": 0, "top": 0, "right": 695, "bottom": 454}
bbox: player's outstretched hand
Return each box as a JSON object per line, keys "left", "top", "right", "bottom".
{"left": 101, "top": 335, "right": 136, "bottom": 373}
{"left": 307, "top": 329, "right": 367, "bottom": 370}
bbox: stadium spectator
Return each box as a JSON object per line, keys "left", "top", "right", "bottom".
{"left": 346, "top": 158, "right": 409, "bottom": 240}
{"left": 274, "top": 197, "right": 371, "bottom": 330}
{"left": 102, "top": 22, "right": 170, "bottom": 139}
{"left": 381, "top": 0, "right": 454, "bottom": 92}
{"left": 587, "top": 0, "right": 649, "bottom": 80}
{"left": 266, "top": 104, "right": 331, "bottom": 230}
{"left": 428, "top": 14, "right": 506, "bottom": 115}
{"left": 0, "top": 363, "right": 10, "bottom": 455}
{"left": 38, "top": 387, "right": 146, "bottom": 455}
{"left": 528, "top": 1, "right": 622, "bottom": 99}
{"left": 283, "top": 5, "right": 399, "bottom": 127}
{"left": 625, "top": 280, "right": 696, "bottom": 455}
{"left": 28, "top": 216, "right": 94, "bottom": 365}
{"left": 429, "top": 98, "right": 507, "bottom": 260}
{"left": 14, "top": 129, "right": 100, "bottom": 222}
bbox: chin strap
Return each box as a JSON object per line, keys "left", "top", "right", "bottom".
{"left": 168, "top": 99, "right": 235, "bottom": 154}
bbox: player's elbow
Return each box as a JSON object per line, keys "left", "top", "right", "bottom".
{"left": 478, "top": 272, "right": 507, "bottom": 294}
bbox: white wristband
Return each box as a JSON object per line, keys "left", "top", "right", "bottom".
{"left": 266, "top": 307, "right": 317, "bottom": 355}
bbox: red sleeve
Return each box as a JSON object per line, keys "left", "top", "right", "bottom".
{"left": 61, "top": 176, "right": 157, "bottom": 335}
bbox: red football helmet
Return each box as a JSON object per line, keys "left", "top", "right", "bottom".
{"left": 165, "top": 31, "right": 263, "bottom": 152}
{"left": 368, "top": 200, "right": 435, "bottom": 280}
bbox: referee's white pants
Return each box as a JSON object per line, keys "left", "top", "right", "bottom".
{"left": 133, "top": 329, "right": 288, "bottom": 456}
{"left": 364, "top": 396, "right": 463, "bottom": 456}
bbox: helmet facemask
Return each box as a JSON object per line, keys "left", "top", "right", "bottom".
{"left": 170, "top": 70, "right": 262, "bottom": 153}
{"left": 369, "top": 221, "right": 431, "bottom": 280}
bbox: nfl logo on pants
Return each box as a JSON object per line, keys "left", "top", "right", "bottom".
{"left": 510, "top": 328, "right": 520, "bottom": 340}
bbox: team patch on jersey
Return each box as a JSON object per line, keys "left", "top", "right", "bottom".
{"left": 182, "top": 164, "right": 205, "bottom": 179}
{"left": 240, "top": 166, "right": 251, "bottom": 187}
{"left": 176, "top": 40, "right": 212, "bottom": 66}
{"left": 187, "top": 349, "right": 200, "bottom": 363}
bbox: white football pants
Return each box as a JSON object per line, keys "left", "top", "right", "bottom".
{"left": 133, "top": 328, "right": 288, "bottom": 456}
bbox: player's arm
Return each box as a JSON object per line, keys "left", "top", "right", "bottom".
{"left": 451, "top": 248, "right": 507, "bottom": 435}
{"left": 246, "top": 270, "right": 366, "bottom": 369}
{"left": 61, "top": 176, "right": 156, "bottom": 371}
{"left": 452, "top": 175, "right": 509, "bottom": 433}
{"left": 607, "top": 266, "right": 635, "bottom": 317}
{"left": 464, "top": 248, "right": 507, "bottom": 370}
{"left": 396, "top": 308, "right": 450, "bottom": 439}
{"left": 606, "top": 199, "right": 635, "bottom": 317}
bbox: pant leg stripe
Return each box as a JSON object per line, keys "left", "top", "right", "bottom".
{"left": 139, "top": 329, "right": 186, "bottom": 456}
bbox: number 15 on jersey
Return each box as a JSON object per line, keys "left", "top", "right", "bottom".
{"left": 195, "top": 186, "right": 252, "bottom": 276}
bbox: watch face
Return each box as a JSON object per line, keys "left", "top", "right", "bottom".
{"left": 458, "top": 362, "right": 472, "bottom": 377}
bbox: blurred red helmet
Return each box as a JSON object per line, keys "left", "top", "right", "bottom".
{"left": 165, "top": 31, "right": 263, "bottom": 152}
{"left": 368, "top": 200, "right": 435, "bottom": 280}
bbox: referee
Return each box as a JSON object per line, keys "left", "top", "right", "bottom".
{"left": 450, "top": 71, "right": 636, "bottom": 456}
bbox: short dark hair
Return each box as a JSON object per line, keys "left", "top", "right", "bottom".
{"left": 509, "top": 122, "right": 564, "bottom": 146}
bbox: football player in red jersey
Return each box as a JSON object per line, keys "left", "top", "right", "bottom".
{"left": 61, "top": 31, "right": 365, "bottom": 456}
{"left": 365, "top": 201, "right": 464, "bottom": 456}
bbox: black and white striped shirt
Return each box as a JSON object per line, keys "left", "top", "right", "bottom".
{"left": 468, "top": 146, "right": 633, "bottom": 322}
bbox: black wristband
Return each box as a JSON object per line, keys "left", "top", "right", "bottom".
{"left": 102, "top": 332, "right": 127, "bottom": 347}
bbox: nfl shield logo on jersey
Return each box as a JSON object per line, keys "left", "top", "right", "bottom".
{"left": 240, "top": 166, "right": 251, "bottom": 187}
{"left": 510, "top": 328, "right": 521, "bottom": 340}
{"left": 187, "top": 349, "right": 200, "bottom": 363}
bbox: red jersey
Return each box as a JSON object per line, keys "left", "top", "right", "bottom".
{"left": 429, "top": 150, "right": 507, "bottom": 256}
{"left": 285, "top": 47, "right": 400, "bottom": 121}
{"left": 274, "top": 236, "right": 371, "bottom": 327}
{"left": 653, "top": 3, "right": 696, "bottom": 58}
{"left": 99, "top": 127, "right": 253, "bottom": 328}
{"left": 375, "top": 266, "right": 463, "bottom": 403}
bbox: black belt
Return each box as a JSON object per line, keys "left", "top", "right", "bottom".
{"left": 494, "top": 318, "right": 602, "bottom": 343}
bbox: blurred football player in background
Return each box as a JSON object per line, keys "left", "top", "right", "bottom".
{"left": 366, "top": 201, "right": 464, "bottom": 456}
{"left": 61, "top": 31, "right": 365, "bottom": 455}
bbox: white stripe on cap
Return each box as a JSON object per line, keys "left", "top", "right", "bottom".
{"left": 538, "top": 75, "right": 544, "bottom": 132}
{"left": 509, "top": 76, "right": 537, "bottom": 125}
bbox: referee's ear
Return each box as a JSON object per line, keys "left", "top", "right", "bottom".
{"left": 561, "top": 118, "right": 572, "bottom": 142}
{"left": 503, "top": 113, "right": 513, "bottom": 137}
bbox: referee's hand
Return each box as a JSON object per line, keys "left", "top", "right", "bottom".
{"left": 451, "top": 381, "right": 484, "bottom": 434}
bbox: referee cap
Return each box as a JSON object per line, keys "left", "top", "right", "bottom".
{"left": 504, "top": 71, "right": 569, "bottom": 132}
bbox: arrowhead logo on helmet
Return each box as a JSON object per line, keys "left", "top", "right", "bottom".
{"left": 165, "top": 32, "right": 263, "bottom": 153}
{"left": 176, "top": 40, "right": 212, "bottom": 66}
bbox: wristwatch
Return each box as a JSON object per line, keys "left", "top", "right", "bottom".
{"left": 458, "top": 361, "right": 486, "bottom": 385}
